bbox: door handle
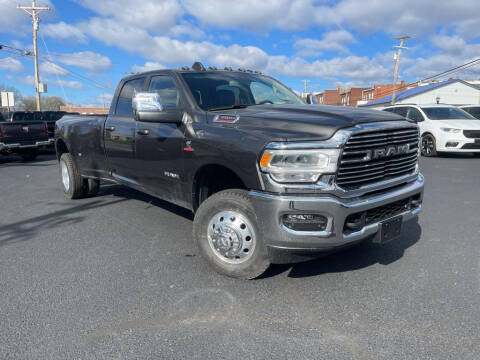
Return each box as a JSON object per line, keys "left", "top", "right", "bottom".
{"left": 105, "top": 126, "right": 116, "bottom": 132}
{"left": 137, "top": 129, "right": 150, "bottom": 135}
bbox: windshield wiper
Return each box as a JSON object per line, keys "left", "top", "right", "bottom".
{"left": 208, "top": 104, "right": 250, "bottom": 111}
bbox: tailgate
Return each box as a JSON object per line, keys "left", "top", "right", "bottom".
{"left": 0, "top": 122, "right": 48, "bottom": 143}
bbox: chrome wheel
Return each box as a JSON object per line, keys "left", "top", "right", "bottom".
{"left": 207, "top": 210, "right": 256, "bottom": 264}
{"left": 61, "top": 160, "right": 70, "bottom": 191}
{"left": 421, "top": 135, "right": 434, "bottom": 156}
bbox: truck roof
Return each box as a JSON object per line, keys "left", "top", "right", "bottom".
{"left": 123, "top": 62, "right": 263, "bottom": 81}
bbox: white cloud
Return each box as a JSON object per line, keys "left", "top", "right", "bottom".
{"left": 78, "top": 0, "right": 183, "bottom": 32}
{"left": 0, "top": 0, "right": 53, "bottom": 34}
{"left": 0, "top": 57, "right": 24, "bottom": 73}
{"left": 295, "top": 30, "right": 356, "bottom": 55}
{"left": 336, "top": 0, "right": 480, "bottom": 36}
{"left": 132, "top": 62, "right": 166, "bottom": 73}
{"left": 40, "top": 61, "right": 69, "bottom": 76}
{"left": 55, "top": 51, "right": 112, "bottom": 72}
{"left": 95, "top": 93, "right": 113, "bottom": 107}
{"left": 42, "top": 21, "right": 88, "bottom": 43}
{"left": 181, "top": 0, "right": 339, "bottom": 31}
{"left": 52, "top": 79, "right": 84, "bottom": 90}
{"left": 17, "top": 75, "right": 35, "bottom": 86}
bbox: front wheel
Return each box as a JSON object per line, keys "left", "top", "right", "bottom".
{"left": 421, "top": 134, "right": 437, "bottom": 157}
{"left": 193, "top": 189, "right": 270, "bottom": 279}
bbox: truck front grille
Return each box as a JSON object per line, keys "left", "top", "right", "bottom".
{"left": 336, "top": 127, "right": 419, "bottom": 189}
{"left": 463, "top": 130, "right": 480, "bottom": 139}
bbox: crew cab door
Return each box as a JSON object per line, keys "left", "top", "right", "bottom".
{"left": 134, "top": 75, "right": 185, "bottom": 203}
{"left": 104, "top": 77, "right": 146, "bottom": 183}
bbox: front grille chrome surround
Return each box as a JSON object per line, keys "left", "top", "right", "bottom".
{"left": 336, "top": 126, "right": 419, "bottom": 190}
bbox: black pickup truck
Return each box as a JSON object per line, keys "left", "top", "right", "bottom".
{"left": 55, "top": 63, "right": 424, "bottom": 279}
{"left": 0, "top": 111, "right": 53, "bottom": 160}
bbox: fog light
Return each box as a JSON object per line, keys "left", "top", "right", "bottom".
{"left": 446, "top": 142, "right": 459, "bottom": 148}
{"left": 282, "top": 214, "right": 328, "bottom": 232}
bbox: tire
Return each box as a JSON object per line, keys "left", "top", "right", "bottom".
{"left": 19, "top": 149, "right": 39, "bottom": 161}
{"left": 59, "top": 153, "right": 88, "bottom": 199}
{"left": 86, "top": 178, "right": 100, "bottom": 197}
{"left": 421, "top": 134, "right": 437, "bottom": 157}
{"left": 193, "top": 189, "right": 270, "bottom": 279}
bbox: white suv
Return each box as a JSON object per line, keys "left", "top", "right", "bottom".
{"left": 382, "top": 104, "right": 480, "bottom": 157}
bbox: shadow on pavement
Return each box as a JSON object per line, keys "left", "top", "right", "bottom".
{"left": 261, "top": 219, "right": 422, "bottom": 279}
{"left": 98, "top": 184, "right": 194, "bottom": 221}
{"left": 0, "top": 153, "right": 57, "bottom": 166}
{"left": 0, "top": 197, "right": 129, "bottom": 248}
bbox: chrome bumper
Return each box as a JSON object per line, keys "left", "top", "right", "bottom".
{"left": 0, "top": 139, "right": 54, "bottom": 151}
{"left": 249, "top": 174, "right": 424, "bottom": 262}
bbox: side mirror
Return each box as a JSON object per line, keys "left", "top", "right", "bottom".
{"left": 132, "top": 92, "right": 182, "bottom": 123}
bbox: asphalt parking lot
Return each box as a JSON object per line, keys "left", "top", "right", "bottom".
{"left": 1, "top": 151, "right": 479, "bottom": 360}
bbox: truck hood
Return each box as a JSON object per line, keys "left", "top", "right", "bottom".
{"left": 208, "top": 104, "right": 411, "bottom": 141}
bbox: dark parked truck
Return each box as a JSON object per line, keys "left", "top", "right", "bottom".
{"left": 0, "top": 111, "right": 53, "bottom": 160}
{"left": 55, "top": 63, "right": 424, "bottom": 279}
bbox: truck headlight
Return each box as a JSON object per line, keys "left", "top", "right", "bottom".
{"left": 259, "top": 149, "right": 340, "bottom": 183}
{"left": 440, "top": 127, "right": 461, "bottom": 133}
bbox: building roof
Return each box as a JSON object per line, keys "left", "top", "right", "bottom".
{"left": 360, "top": 79, "right": 480, "bottom": 107}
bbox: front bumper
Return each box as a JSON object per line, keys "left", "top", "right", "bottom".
{"left": 250, "top": 174, "right": 424, "bottom": 263}
{"left": 436, "top": 132, "right": 480, "bottom": 152}
{"left": 0, "top": 139, "right": 54, "bottom": 152}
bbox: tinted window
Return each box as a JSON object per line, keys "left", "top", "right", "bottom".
{"left": 407, "top": 107, "right": 424, "bottom": 122}
{"left": 148, "top": 76, "right": 180, "bottom": 109}
{"left": 181, "top": 72, "right": 303, "bottom": 111}
{"left": 12, "top": 112, "right": 34, "bottom": 121}
{"left": 115, "top": 77, "right": 146, "bottom": 116}
{"left": 393, "top": 107, "right": 408, "bottom": 117}
{"left": 33, "top": 112, "right": 45, "bottom": 121}
{"left": 383, "top": 108, "right": 395, "bottom": 113}
{"left": 421, "top": 107, "right": 475, "bottom": 120}
{"left": 463, "top": 107, "right": 480, "bottom": 119}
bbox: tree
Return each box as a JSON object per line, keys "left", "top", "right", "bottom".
{"left": 20, "top": 95, "right": 65, "bottom": 111}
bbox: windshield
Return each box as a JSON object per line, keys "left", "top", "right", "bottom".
{"left": 421, "top": 107, "right": 475, "bottom": 120}
{"left": 181, "top": 72, "right": 304, "bottom": 111}
{"left": 12, "top": 112, "right": 34, "bottom": 122}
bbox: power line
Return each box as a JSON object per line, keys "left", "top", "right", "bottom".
{"left": 0, "top": 43, "right": 111, "bottom": 90}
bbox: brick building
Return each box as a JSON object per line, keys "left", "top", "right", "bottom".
{"left": 340, "top": 87, "right": 364, "bottom": 107}
{"left": 316, "top": 88, "right": 342, "bottom": 105}
{"left": 361, "top": 81, "right": 418, "bottom": 103}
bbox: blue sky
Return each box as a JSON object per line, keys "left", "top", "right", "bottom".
{"left": 1, "top": 0, "right": 480, "bottom": 106}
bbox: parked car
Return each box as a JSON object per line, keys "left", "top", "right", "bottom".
{"left": 55, "top": 63, "right": 424, "bottom": 279}
{"left": 0, "top": 111, "right": 52, "bottom": 160}
{"left": 459, "top": 105, "right": 480, "bottom": 120}
{"left": 382, "top": 104, "right": 480, "bottom": 157}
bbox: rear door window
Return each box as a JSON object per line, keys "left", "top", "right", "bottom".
{"left": 115, "top": 77, "right": 146, "bottom": 116}
{"left": 406, "top": 107, "right": 424, "bottom": 122}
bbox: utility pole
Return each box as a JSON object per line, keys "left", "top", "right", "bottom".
{"left": 302, "top": 79, "right": 310, "bottom": 95}
{"left": 17, "top": 1, "right": 50, "bottom": 111}
{"left": 391, "top": 36, "right": 410, "bottom": 105}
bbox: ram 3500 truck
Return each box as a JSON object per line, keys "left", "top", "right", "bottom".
{"left": 55, "top": 63, "right": 424, "bottom": 279}
{"left": 1, "top": 111, "right": 53, "bottom": 160}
